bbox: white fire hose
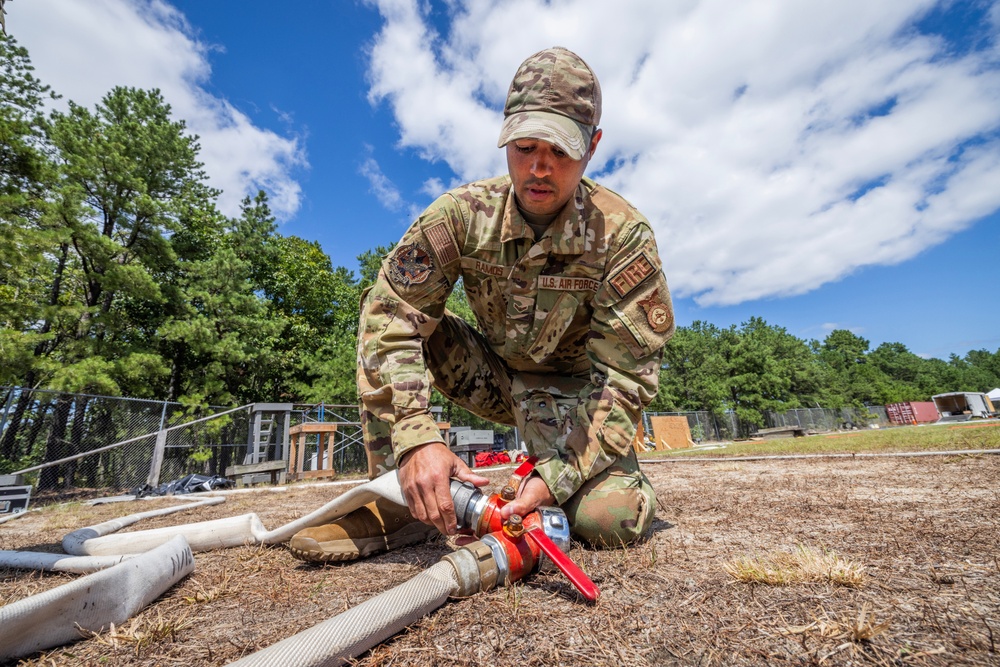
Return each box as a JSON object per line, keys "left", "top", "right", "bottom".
{"left": 0, "top": 469, "right": 576, "bottom": 667}
{"left": 0, "top": 535, "right": 194, "bottom": 660}
{"left": 0, "top": 472, "right": 409, "bottom": 663}
{"left": 61, "top": 470, "right": 405, "bottom": 556}
{"left": 228, "top": 560, "right": 466, "bottom": 667}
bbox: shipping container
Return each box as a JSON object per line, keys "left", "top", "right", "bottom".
{"left": 885, "top": 401, "right": 940, "bottom": 425}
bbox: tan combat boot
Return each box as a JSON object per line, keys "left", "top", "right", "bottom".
{"left": 288, "top": 498, "right": 438, "bottom": 563}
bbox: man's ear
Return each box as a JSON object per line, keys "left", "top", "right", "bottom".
{"left": 589, "top": 128, "right": 603, "bottom": 158}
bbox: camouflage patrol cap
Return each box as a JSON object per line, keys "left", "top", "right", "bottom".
{"left": 497, "top": 47, "right": 602, "bottom": 161}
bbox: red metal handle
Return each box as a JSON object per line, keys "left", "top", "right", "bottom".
{"left": 526, "top": 525, "right": 600, "bottom": 602}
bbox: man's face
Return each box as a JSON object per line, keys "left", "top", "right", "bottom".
{"left": 506, "top": 130, "right": 602, "bottom": 218}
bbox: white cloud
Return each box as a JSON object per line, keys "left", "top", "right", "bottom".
{"left": 10, "top": 0, "right": 305, "bottom": 220}
{"left": 359, "top": 146, "right": 405, "bottom": 212}
{"left": 363, "top": 0, "right": 1000, "bottom": 306}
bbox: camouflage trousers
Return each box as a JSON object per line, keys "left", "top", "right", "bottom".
{"left": 360, "top": 312, "right": 657, "bottom": 547}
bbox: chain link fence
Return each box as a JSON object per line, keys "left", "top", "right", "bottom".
{"left": 644, "top": 410, "right": 736, "bottom": 443}
{"left": 0, "top": 387, "right": 371, "bottom": 496}
{"left": 0, "top": 386, "right": 241, "bottom": 493}
{"left": 296, "top": 403, "right": 368, "bottom": 475}
{"left": 646, "top": 405, "right": 890, "bottom": 444}
{"left": 764, "top": 406, "right": 889, "bottom": 432}
{"left": 2, "top": 384, "right": 901, "bottom": 496}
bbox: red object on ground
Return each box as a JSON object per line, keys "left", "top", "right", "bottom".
{"left": 886, "top": 401, "right": 940, "bottom": 425}
{"left": 474, "top": 451, "right": 511, "bottom": 467}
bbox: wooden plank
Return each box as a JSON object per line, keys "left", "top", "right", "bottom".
{"left": 289, "top": 423, "right": 339, "bottom": 434}
{"left": 632, "top": 421, "right": 646, "bottom": 453}
{"left": 225, "top": 460, "right": 286, "bottom": 475}
{"left": 225, "top": 460, "right": 286, "bottom": 488}
{"left": 648, "top": 416, "right": 694, "bottom": 450}
{"left": 296, "top": 469, "right": 338, "bottom": 480}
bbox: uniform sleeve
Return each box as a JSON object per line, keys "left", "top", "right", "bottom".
{"left": 533, "top": 222, "right": 675, "bottom": 504}
{"left": 357, "top": 195, "right": 465, "bottom": 462}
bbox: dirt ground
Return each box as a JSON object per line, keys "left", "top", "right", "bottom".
{"left": 2, "top": 452, "right": 998, "bottom": 666}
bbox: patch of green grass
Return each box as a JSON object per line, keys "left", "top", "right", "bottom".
{"left": 644, "top": 421, "right": 1000, "bottom": 458}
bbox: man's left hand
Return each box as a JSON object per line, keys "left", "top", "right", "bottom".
{"left": 499, "top": 474, "right": 556, "bottom": 520}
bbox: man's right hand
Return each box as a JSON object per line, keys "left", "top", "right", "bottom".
{"left": 397, "top": 442, "right": 490, "bottom": 536}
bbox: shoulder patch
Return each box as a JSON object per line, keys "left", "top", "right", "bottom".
{"left": 608, "top": 251, "right": 656, "bottom": 298}
{"left": 424, "top": 222, "right": 459, "bottom": 266}
{"left": 638, "top": 288, "right": 673, "bottom": 333}
{"left": 388, "top": 243, "right": 434, "bottom": 287}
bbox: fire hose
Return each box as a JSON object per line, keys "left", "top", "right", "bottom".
{"left": 0, "top": 458, "right": 596, "bottom": 664}
{"left": 226, "top": 457, "right": 599, "bottom": 667}
{"left": 0, "top": 474, "right": 405, "bottom": 661}
{"left": 0, "top": 535, "right": 195, "bottom": 660}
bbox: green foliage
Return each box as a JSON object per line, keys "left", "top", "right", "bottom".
{"left": 1, "top": 37, "right": 999, "bottom": 472}
{"left": 187, "top": 446, "right": 213, "bottom": 465}
{"left": 356, "top": 243, "right": 394, "bottom": 290}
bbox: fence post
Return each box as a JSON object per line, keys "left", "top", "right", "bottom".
{"left": 147, "top": 429, "right": 168, "bottom": 489}
{"left": 158, "top": 400, "right": 168, "bottom": 431}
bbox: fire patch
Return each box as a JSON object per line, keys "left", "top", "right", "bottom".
{"left": 388, "top": 243, "right": 434, "bottom": 287}
{"left": 609, "top": 252, "right": 655, "bottom": 298}
{"left": 638, "top": 289, "right": 673, "bottom": 333}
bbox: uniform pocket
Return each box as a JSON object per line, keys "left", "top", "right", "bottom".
{"left": 518, "top": 391, "right": 563, "bottom": 455}
{"left": 527, "top": 291, "right": 580, "bottom": 363}
{"left": 598, "top": 396, "right": 637, "bottom": 456}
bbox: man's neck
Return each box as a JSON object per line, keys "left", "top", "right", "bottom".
{"left": 516, "top": 201, "right": 559, "bottom": 239}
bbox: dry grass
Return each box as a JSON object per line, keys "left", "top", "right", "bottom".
{"left": 2, "top": 432, "right": 999, "bottom": 666}
{"left": 779, "top": 603, "right": 891, "bottom": 642}
{"left": 724, "top": 544, "right": 867, "bottom": 587}
{"left": 84, "top": 609, "right": 197, "bottom": 656}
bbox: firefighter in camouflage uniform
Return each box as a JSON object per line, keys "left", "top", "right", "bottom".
{"left": 290, "top": 46, "right": 674, "bottom": 563}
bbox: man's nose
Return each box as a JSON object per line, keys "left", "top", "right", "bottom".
{"left": 529, "top": 153, "right": 552, "bottom": 177}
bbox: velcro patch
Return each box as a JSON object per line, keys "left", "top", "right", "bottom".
{"left": 538, "top": 274, "right": 601, "bottom": 292}
{"left": 424, "top": 222, "right": 459, "bottom": 266}
{"left": 388, "top": 243, "right": 434, "bottom": 287}
{"left": 608, "top": 252, "right": 656, "bottom": 298}
{"left": 638, "top": 288, "right": 673, "bottom": 333}
{"left": 462, "top": 257, "right": 507, "bottom": 278}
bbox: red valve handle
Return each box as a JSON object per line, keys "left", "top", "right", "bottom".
{"left": 524, "top": 522, "right": 600, "bottom": 602}
{"left": 504, "top": 455, "right": 539, "bottom": 495}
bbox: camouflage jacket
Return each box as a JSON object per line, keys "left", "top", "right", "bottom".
{"left": 358, "top": 175, "right": 674, "bottom": 503}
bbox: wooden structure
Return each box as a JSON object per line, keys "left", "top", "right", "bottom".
{"left": 288, "top": 423, "right": 338, "bottom": 481}
{"left": 631, "top": 421, "right": 646, "bottom": 453}
{"left": 648, "top": 416, "right": 695, "bottom": 450}
{"left": 224, "top": 460, "right": 286, "bottom": 488}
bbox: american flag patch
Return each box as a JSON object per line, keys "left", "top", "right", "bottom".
{"left": 425, "top": 223, "right": 459, "bottom": 266}
{"left": 609, "top": 253, "right": 656, "bottom": 298}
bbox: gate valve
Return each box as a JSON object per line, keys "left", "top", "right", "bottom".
{"left": 450, "top": 457, "right": 601, "bottom": 602}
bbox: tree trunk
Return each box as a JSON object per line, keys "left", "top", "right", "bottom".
{"left": 1, "top": 386, "right": 24, "bottom": 461}
{"left": 63, "top": 396, "right": 90, "bottom": 489}
{"left": 38, "top": 395, "right": 72, "bottom": 491}
{"left": 0, "top": 381, "right": 34, "bottom": 461}
{"left": 87, "top": 407, "right": 114, "bottom": 487}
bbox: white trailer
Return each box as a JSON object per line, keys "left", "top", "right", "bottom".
{"left": 931, "top": 392, "right": 995, "bottom": 422}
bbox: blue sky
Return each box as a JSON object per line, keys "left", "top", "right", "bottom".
{"left": 10, "top": 0, "right": 1000, "bottom": 361}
